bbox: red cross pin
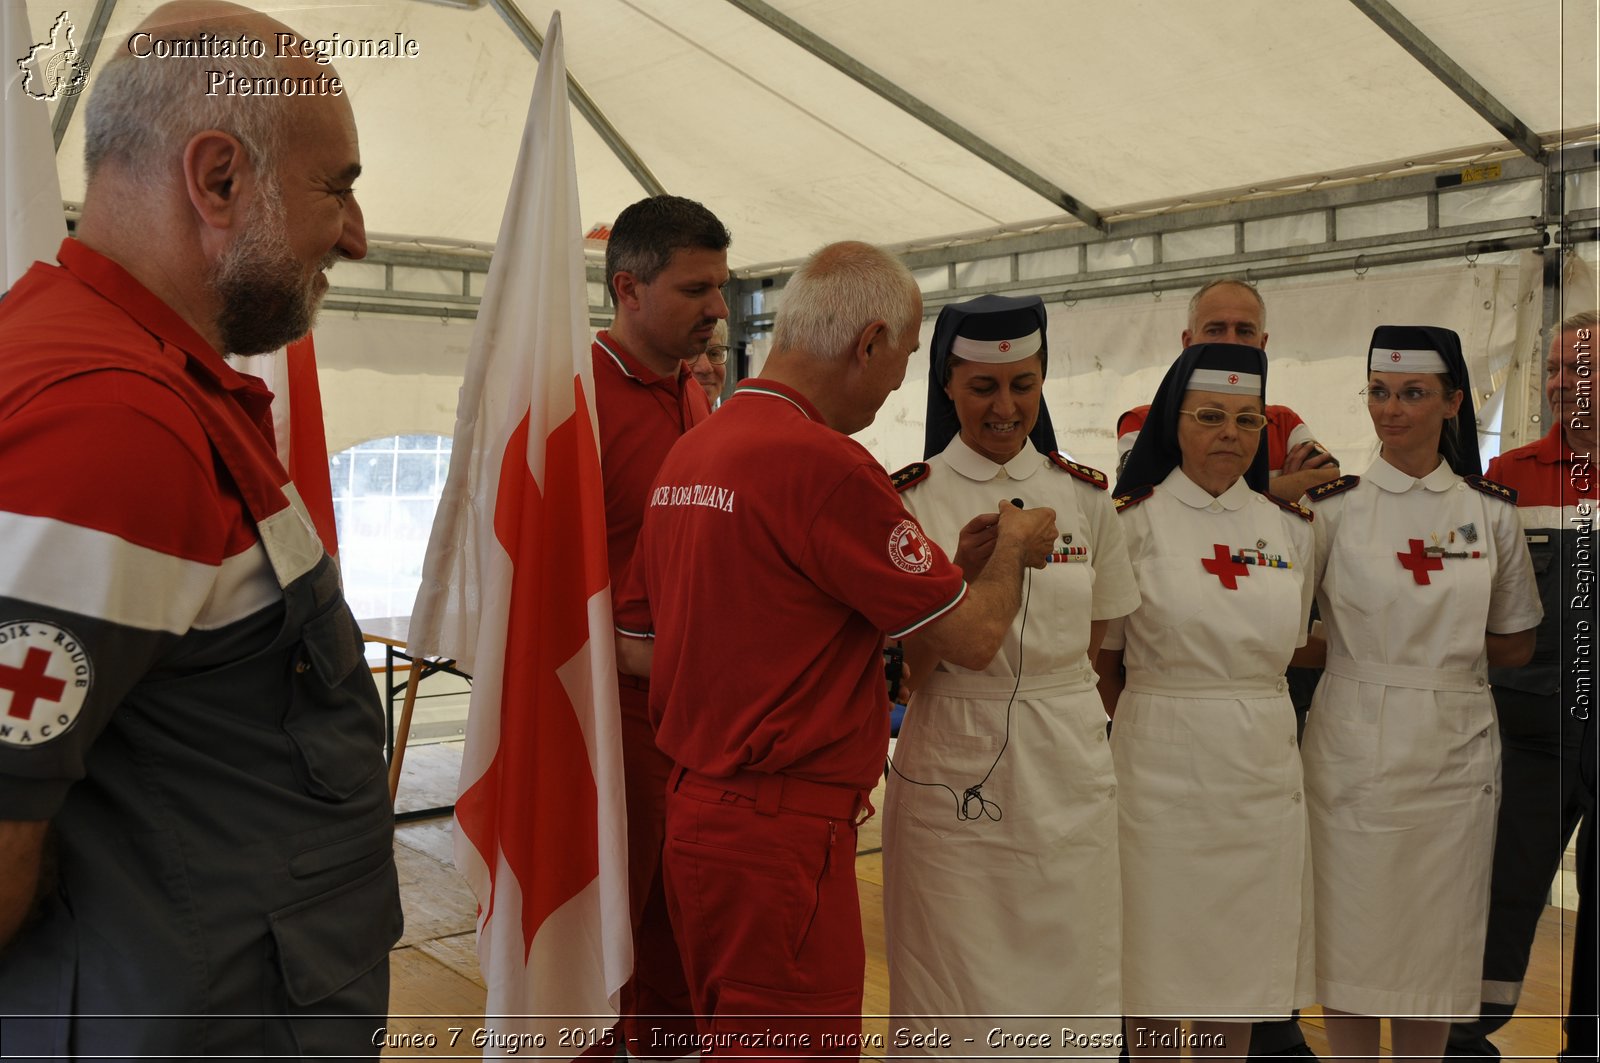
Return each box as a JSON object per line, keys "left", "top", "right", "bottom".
{"left": 1397, "top": 538, "right": 1444, "bottom": 585}
{"left": 1202, "top": 544, "right": 1250, "bottom": 589}
{"left": 998, "top": 340, "right": 1011, "bottom": 353}
{"left": 1391, "top": 351, "right": 1402, "bottom": 362}
{"left": 0, "top": 647, "right": 67, "bottom": 722}
{"left": 1228, "top": 373, "right": 1239, "bottom": 385}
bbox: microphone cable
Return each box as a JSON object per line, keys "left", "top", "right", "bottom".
{"left": 885, "top": 563, "right": 1031, "bottom": 823}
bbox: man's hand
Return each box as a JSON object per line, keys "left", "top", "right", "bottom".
{"left": 0, "top": 820, "right": 49, "bottom": 952}
{"left": 614, "top": 634, "right": 653, "bottom": 678}
{"left": 950, "top": 512, "right": 1001, "bottom": 581}
{"left": 1270, "top": 442, "right": 1339, "bottom": 501}
{"left": 996, "top": 500, "right": 1058, "bottom": 569}
{"left": 1281, "top": 440, "right": 1337, "bottom": 475}
{"left": 904, "top": 501, "right": 1057, "bottom": 672}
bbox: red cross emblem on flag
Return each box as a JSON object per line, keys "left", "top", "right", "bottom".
{"left": 1201, "top": 544, "right": 1250, "bottom": 589}
{"left": 998, "top": 340, "right": 1011, "bottom": 353}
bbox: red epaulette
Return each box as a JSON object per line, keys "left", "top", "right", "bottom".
{"left": 1465, "top": 474, "right": 1517, "bottom": 505}
{"left": 1113, "top": 484, "right": 1153, "bottom": 512}
{"left": 1267, "top": 493, "right": 1313, "bottom": 522}
{"left": 1305, "top": 475, "right": 1361, "bottom": 503}
{"left": 1048, "top": 452, "right": 1109, "bottom": 490}
{"left": 889, "top": 462, "right": 929, "bottom": 492}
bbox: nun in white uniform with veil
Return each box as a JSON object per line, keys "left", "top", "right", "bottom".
{"left": 1097, "top": 343, "right": 1318, "bottom": 1058}
{"left": 884, "top": 294, "right": 1139, "bottom": 1055}
{"left": 1301, "top": 326, "right": 1541, "bottom": 1063}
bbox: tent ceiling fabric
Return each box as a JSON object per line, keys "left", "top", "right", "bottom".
{"left": 33, "top": 0, "right": 1599, "bottom": 269}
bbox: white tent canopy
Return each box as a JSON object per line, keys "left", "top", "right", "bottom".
{"left": 17, "top": 0, "right": 1600, "bottom": 551}
{"left": 29, "top": 0, "right": 1599, "bottom": 267}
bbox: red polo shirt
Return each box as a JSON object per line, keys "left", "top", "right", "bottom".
{"left": 615, "top": 380, "right": 967, "bottom": 790}
{"left": 1486, "top": 424, "right": 1596, "bottom": 514}
{"left": 592, "top": 331, "right": 712, "bottom": 591}
{"left": 1486, "top": 425, "right": 1596, "bottom": 695}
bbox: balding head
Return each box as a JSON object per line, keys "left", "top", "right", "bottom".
{"left": 1183, "top": 278, "right": 1268, "bottom": 349}
{"left": 76, "top": 1, "right": 365, "bottom": 355}
{"left": 84, "top": 2, "right": 317, "bottom": 189}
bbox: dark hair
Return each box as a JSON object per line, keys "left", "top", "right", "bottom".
{"left": 605, "top": 195, "right": 731, "bottom": 299}
{"left": 940, "top": 350, "right": 1049, "bottom": 387}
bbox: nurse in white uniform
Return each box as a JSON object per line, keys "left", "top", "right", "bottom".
{"left": 1096, "top": 343, "right": 1318, "bottom": 1057}
{"left": 1301, "top": 326, "right": 1541, "bottom": 1063}
{"left": 884, "top": 294, "right": 1140, "bottom": 1054}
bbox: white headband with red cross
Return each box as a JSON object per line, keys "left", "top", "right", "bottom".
{"left": 1188, "top": 367, "right": 1261, "bottom": 395}
{"left": 1371, "top": 347, "right": 1448, "bottom": 373}
{"left": 949, "top": 329, "right": 1043, "bottom": 363}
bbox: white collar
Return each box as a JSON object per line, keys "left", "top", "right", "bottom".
{"left": 1365, "top": 454, "right": 1458, "bottom": 493}
{"left": 1162, "top": 467, "right": 1255, "bottom": 511}
{"left": 941, "top": 436, "right": 1044, "bottom": 483}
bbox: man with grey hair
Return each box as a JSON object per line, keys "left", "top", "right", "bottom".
{"left": 1448, "top": 309, "right": 1597, "bottom": 1061}
{"left": 0, "top": 2, "right": 399, "bottom": 1056}
{"left": 613, "top": 240, "right": 1057, "bottom": 1053}
{"left": 1117, "top": 278, "right": 1340, "bottom": 503}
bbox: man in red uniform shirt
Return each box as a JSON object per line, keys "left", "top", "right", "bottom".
{"left": 591, "top": 194, "right": 729, "bottom": 1055}
{"left": 0, "top": 3, "right": 399, "bottom": 1056}
{"left": 1448, "top": 310, "right": 1597, "bottom": 1061}
{"left": 1116, "top": 278, "right": 1339, "bottom": 503}
{"left": 615, "top": 241, "right": 1058, "bottom": 1057}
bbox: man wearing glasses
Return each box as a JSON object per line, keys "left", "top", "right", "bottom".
{"left": 688, "top": 320, "right": 731, "bottom": 408}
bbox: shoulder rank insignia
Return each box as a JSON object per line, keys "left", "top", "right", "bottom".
{"left": 1305, "top": 474, "right": 1361, "bottom": 503}
{"left": 1112, "top": 484, "right": 1153, "bottom": 512}
{"left": 1267, "top": 494, "right": 1314, "bottom": 522}
{"left": 1465, "top": 474, "right": 1517, "bottom": 505}
{"left": 1048, "top": 452, "right": 1109, "bottom": 490}
{"left": 889, "top": 462, "right": 929, "bottom": 492}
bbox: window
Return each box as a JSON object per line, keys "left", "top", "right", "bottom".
{"left": 330, "top": 434, "right": 452, "bottom": 620}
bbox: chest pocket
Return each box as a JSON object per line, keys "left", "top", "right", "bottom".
{"left": 1330, "top": 538, "right": 1491, "bottom": 669}
{"left": 283, "top": 567, "right": 385, "bottom": 801}
{"left": 1134, "top": 542, "right": 1298, "bottom": 665}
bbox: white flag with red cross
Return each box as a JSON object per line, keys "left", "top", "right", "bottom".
{"left": 407, "top": 11, "right": 629, "bottom": 1053}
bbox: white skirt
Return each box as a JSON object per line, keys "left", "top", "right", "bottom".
{"left": 1113, "top": 684, "right": 1314, "bottom": 1019}
{"left": 1303, "top": 666, "right": 1500, "bottom": 1016}
{"left": 884, "top": 668, "right": 1120, "bottom": 1054}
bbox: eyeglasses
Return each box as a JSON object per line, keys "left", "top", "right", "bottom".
{"left": 1178, "top": 407, "right": 1268, "bottom": 431}
{"left": 1360, "top": 385, "right": 1444, "bottom": 405}
{"left": 702, "top": 344, "right": 730, "bottom": 366}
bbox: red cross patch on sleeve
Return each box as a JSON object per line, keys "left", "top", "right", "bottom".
{"left": 0, "top": 621, "right": 91, "bottom": 747}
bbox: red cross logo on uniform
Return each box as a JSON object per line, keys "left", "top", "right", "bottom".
{"left": 1397, "top": 538, "right": 1444, "bottom": 585}
{"left": 998, "top": 340, "right": 1011, "bottom": 353}
{"left": 1201, "top": 544, "right": 1249, "bottom": 589}
{"left": 1228, "top": 373, "right": 1239, "bottom": 385}
{"left": 1391, "top": 351, "right": 1403, "bottom": 363}
{"left": 0, "top": 647, "right": 66, "bottom": 721}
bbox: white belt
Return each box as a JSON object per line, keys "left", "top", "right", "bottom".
{"left": 918, "top": 661, "right": 1097, "bottom": 701}
{"left": 1324, "top": 653, "right": 1487, "bottom": 694}
{"left": 1124, "top": 672, "right": 1289, "bottom": 699}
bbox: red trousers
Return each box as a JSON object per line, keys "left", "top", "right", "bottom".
{"left": 662, "top": 768, "right": 870, "bottom": 1059}
{"left": 617, "top": 678, "right": 696, "bottom": 1058}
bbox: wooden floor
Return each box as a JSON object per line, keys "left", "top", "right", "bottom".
{"left": 383, "top": 742, "right": 1582, "bottom": 1060}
